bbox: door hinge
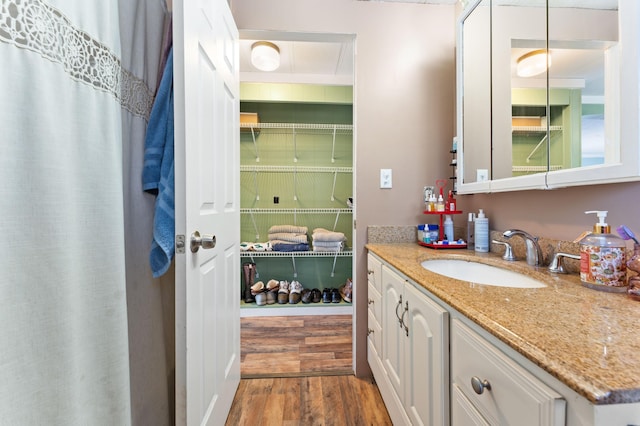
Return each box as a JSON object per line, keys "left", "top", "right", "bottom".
{"left": 176, "top": 234, "right": 185, "bottom": 254}
{"left": 353, "top": 219, "right": 356, "bottom": 229}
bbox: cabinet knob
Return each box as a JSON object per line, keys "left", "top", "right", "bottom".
{"left": 367, "top": 269, "right": 374, "bottom": 275}
{"left": 368, "top": 298, "right": 374, "bottom": 305}
{"left": 471, "top": 376, "right": 491, "bottom": 395}
{"left": 367, "top": 328, "right": 374, "bottom": 336}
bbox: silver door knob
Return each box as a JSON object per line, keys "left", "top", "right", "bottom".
{"left": 190, "top": 231, "right": 216, "bottom": 253}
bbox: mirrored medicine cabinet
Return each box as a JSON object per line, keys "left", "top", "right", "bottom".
{"left": 456, "top": 0, "right": 640, "bottom": 194}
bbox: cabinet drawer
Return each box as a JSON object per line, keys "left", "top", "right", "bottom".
{"left": 367, "top": 309, "right": 383, "bottom": 358}
{"left": 367, "top": 281, "right": 382, "bottom": 323}
{"left": 367, "top": 253, "right": 383, "bottom": 294}
{"left": 451, "top": 319, "right": 565, "bottom": 426}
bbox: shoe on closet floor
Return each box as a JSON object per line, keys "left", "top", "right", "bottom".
{"left": 301, "top": 289, "right": 312, "bottom": 304}
{"left": 266, "top": 279, "right": 280, "bottom": 292}
{"left": 289, "top": 280, "right": 303, "bottom": 304}
{"left": 331, "top": 288, "right": 341, "bottom": 303}
{"left": 255, "top": 292, "right": 267, "bottom": 306}
{"left": 277, "top": 281, "right": 290, "bottom": 304}
{"left": 322, "top": 288, "right": 331, "bottom": 303}
{"left": 310, "top": 288, "right": 322, "bottom": 303}
{"left": 339, "top": 278, "right": 352, "bottom": 303}
{"left": 266, "top": 290, "right": 277, "bottom": 305}
{"left": 250, "top": 281, "right": 265, "bottom": 296}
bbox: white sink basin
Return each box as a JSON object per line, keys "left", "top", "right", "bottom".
{"left": 421, "top": 259, "right": 547, "bottom": 289}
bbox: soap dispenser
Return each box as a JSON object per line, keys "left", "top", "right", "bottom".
{"left": 579, "top": 210, "right": 627, "bottom": 291}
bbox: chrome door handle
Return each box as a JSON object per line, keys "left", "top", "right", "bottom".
{"left": 190, "top": 231, "right": 216, "bottom": 253}
{"left": 395, "top": 294, "right": 403, "bottom": 324}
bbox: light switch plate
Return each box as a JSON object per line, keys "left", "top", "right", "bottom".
{"left": 380, "top": 169, "right": 392, "bottom": 189}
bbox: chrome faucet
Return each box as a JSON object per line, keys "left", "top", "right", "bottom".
{"left": 502, "top": 229, "right": 544, "bottom": 266}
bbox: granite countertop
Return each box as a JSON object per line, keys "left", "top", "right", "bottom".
{"left": 366, "top": 242, "right": 640, "bottom": 405}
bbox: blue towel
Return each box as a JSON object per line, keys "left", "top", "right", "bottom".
{"left": 272, "top": 243, "right": 310, "bottom": 252}
{"left": 143, "top": 48, "right": 175, "bottom": 278}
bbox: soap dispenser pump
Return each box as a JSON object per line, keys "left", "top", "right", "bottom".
{"left": 579, "top": 210, "right": 627, "bottom": 291}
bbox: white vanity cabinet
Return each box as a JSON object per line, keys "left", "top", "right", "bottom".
{"left": 370, "top": 256, "right": 449, "bottom": 426}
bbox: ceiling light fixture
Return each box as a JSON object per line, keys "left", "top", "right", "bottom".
{"left": 251, "top": 41, "right": 280, "bottom": 72}
{"left": 516, "top": 49, "right": 551, "bottom": 78}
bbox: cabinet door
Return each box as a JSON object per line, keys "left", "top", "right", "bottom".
{"left": 404, "top": 283, "right": 449, "bottom": 426}
{"left": 381, "top": 265, "right": 406, "bottom": 402}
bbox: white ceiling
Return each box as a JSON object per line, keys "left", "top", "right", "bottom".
{"left": 240, "top": 37, "right": 354, "bottom": 85}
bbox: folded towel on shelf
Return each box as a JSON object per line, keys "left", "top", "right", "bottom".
{"left": 312, "top": 244, "right": 344, "bottom": 253}
{"left": 269, "top": 225, "right": 308, "bottom": 235}
{"left": 312, "top": 228, "right": 346, "bottom": 243}
{"left": 268, "top": 232, "right": 308, "bottom": 244}
{"left": 312, "top": 240, "right": 345, "bottom": 248}
{"left": 240, "top": 242, "right": 271, "bottom": 252}
{"left": 272, "top": 242, "right": 310, "bottom": 252}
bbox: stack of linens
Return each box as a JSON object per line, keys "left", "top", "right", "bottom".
{"left": 312, "top": 228, "right": 346, "bottom": 252}
{"left": 269, "top": 225, "right": 309, "bottom": 252}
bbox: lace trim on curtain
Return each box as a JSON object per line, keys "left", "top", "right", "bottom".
{"left": 0, "top": 0, "right": 154, "bottom": 119}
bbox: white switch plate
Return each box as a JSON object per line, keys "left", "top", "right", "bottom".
{"left": 380, "top": 168, "right": 392, "bottom": 189}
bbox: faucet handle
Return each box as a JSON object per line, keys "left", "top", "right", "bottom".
{"left": 492, "top": 240, "right": 517, "bottom": 261}
{"left": 548, "top": 252, "right": 581, "bottom": 274}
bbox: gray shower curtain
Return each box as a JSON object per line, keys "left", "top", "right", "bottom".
{"left": 0, "top": 0, "right": 172, "bottom": 423}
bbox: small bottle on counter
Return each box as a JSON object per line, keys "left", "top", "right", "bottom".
{"left": 436, "top": 194, "right": 445, "bottom": 212}
{"left": 467, "top": 212, "right": 475, "bottom": 250}
{"left": 474, "top": 209, "right": 489, "bottom": 252}
{"left": 428, "top": 193, "right": 437, "bottom": 212}
{"left": 444, "top": 215, "right": 454, "bottom": 241}
{"left": 446, "top": 190, "right": 456, "bottom": 212}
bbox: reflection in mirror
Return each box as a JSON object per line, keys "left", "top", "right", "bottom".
{"left": 461, "top": 0, "right": 491, "bottom": 185}
{"left": 546, "top": 0, "right": 618, "bottom": 172}
{"left": 504, "top": 1, "right": 619, "bottom": 179}
{"left": 493, "top": 1, "right": 547, "bottom": 180}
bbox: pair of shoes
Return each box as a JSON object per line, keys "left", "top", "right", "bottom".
{"left": 277, "top": 281, "right": 290, "bottom": 304}
{"left": 289, "top": 280, "right": 304, "bottom": 304}
{"left": 311, "top": 288, "right": 322, "bottom": 303}
{"left": 339, "top": 278, "right": 352, "bottom": 303}
{"left": 321, "top": 288, "right": 342, "bottom": 303}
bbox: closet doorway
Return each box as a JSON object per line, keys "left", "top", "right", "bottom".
{"left": 238, "top": 31, "right": 356, "bottom": 378}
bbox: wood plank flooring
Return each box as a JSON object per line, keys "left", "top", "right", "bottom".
{"left": 241, "top": 315, "right": 352, "bottom": 378}
{"left": 225, "top": 375, "right": 392, "bottom": 426}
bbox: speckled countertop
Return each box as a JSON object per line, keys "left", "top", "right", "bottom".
{"left": 366, "top": 242, "right": 640, "bottom": 405}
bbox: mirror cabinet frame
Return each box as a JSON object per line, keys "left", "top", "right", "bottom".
{"left": 456, "top": 0, "right": 640, "bottom": 194}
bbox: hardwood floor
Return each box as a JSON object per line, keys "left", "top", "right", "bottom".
{"left": 241, "top": 315, "right": 352, "bottom": 378}
{"left": 225, "top": 375, "right": 392, "bottom": 426}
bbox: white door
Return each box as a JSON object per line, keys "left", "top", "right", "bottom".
{"left": 173, "top": 0, "right": 240, "bottom": 424}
